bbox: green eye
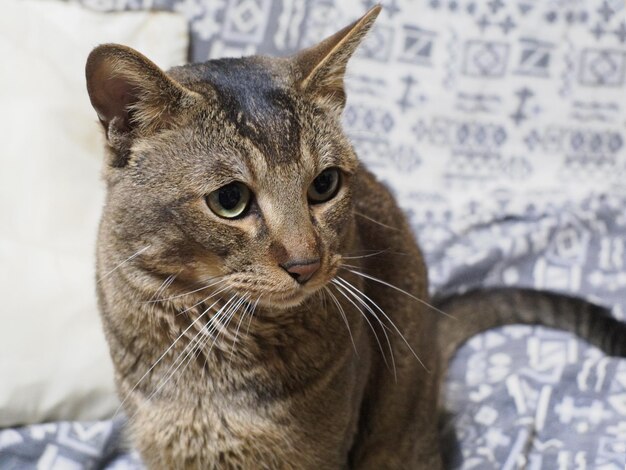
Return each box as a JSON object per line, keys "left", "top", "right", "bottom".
{"left": 207, "top": 182, "right": 251, "bottom": 219}
{"left": 308, "top": 168, "right": 341, "bottom": 204}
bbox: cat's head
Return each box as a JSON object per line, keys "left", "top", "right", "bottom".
{"left": 87, "top": 6, "right": 380, "bottom": 309}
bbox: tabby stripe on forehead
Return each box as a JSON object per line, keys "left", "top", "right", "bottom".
{"left": 224, "top": 90, "right": 300, "bottom": 167}
{"left": 199, "top": 60, "right": 301, "bottom": 167}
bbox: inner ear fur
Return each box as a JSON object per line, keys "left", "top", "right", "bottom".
{"left": 293, "top": 5, "right": 381, "bottom": 109}
{"left": 85, "top": 44, "right": 197, "bottom": 139}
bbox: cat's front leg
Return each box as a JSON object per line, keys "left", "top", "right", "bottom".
{"left": 344, "top": 259, "right": 443, "bottom": 469}
{"left": 348, "top": 358, "right": 444, "bottom": 470}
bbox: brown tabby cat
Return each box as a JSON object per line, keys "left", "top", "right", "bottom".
{"left": 86, "top": 6, "right": 626, "bottom": 469}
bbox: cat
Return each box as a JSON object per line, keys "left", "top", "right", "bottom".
{"left": 86, "top": 5, "right": 626, "bottom": 469}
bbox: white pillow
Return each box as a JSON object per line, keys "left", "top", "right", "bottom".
{"left": 0, "top": 0, "right": 188, "bottom": 427}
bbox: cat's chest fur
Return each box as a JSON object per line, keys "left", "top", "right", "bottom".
{"left": 111, "top": 290, "right": 371, "bottom": 469}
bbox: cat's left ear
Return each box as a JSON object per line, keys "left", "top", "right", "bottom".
{"left": 292, "top": 5, "right": 381, "bottom": 110}
{"left": 86, "top": 44, "right": 199, "bottom": 139}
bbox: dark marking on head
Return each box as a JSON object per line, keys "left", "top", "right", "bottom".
{"left": 182, "top": 58, "right": 301, "bottom": 167}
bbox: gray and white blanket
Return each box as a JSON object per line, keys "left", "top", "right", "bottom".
{"left": 3, "top": 0, "right": 626, "bottom": 468}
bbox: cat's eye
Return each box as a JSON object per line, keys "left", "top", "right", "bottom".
{"left": 206, "top": 182, "right": 251, "bottom": 219}
{"left": 308, "top": 168, "right": 341, "bottom": 204}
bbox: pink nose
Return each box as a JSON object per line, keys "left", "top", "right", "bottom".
{"left": 281, "top": 259, "right": 321, "bottom": 284}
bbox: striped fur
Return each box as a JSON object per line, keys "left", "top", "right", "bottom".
{"left": 436, "top": 289, "right": 626, "bottom": 375}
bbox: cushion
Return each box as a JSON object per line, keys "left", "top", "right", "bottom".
{"left": 0, "top": 0, "right": 188, "bottom": 426}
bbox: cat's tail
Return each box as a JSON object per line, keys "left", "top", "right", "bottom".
{"left": 434, "top": 288, "right": 626, "bottom": 368}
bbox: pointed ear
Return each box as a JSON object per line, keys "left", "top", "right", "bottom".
{"left": 85, "top": 44, "right": 197, "bottom": 139}
{"left": 292, "top": 5, "right": 381, "bottom": 109}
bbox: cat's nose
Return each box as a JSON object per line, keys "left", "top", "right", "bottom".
{"left": 281, "top": 259, "right": 321, "bottom": 284}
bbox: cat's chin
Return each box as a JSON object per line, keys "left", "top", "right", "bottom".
{"left": 256, "top": 287, "right": 321, "bottom": 310}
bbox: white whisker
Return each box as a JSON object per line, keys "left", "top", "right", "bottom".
{"left": 342, "top": 267, "right": 454, "bottom": 320}
{"left": 141, "top": 296, "right": 238, "bottom": 407}
{"left": 353, "top": 211, "right": 401, "bottom": 232}
{"left": 113, "top": 296, "right": 222, "bottom": 418}
{"left": 229, "top": 295, "right": 254, "bottom": 363}
{"left": 319, "top": 289, "right": 328, "bottom": 312}
{"left": 175, "top": 284, "right": 231, "bottom": 317}
{"left": 342, "top": 249, "right": 390, "bottom": 260}
{"left": 336, "top": 276, "right": 429, "bottom": 373}
{"left": 149, "top": 277, "right": 226, "bottom": 304}
{"left": 172, "top": 327, "right": 212, "bottom": 387}
{"left": 206, "top": 294, "right": 248, "bottom": 364}
{"left": 98, "top": 245, "right": 151, "bottom": 283}
{"left": 324, "top": 287, "right": 359, "bottom": 356}
{"left": 148, "top": 274, "right": 177, "bottom": 303}
{"left": 331, "top": 280, "right": 396, "bottom": 379}
{"left": 146, "top": 273, "right": 180, "bottom": 317}
{"left": 245, "top": 295, "right": 262, "bottom": 337}
{"left": 179, "top": 294, "right": 250, "bottom": 384}
{"left": 189, "top": 295, "right": 249, "bottom": 378}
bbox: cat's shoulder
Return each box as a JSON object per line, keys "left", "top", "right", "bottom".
{"left": 354, "top": 164, "right": 398, "bottom": 208}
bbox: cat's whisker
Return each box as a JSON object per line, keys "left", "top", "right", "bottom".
{"left": 148, "top": 273, "right": 178, "bottom": 304}
{"left": 144, "top": 296, "right": 236, "bottom": 408}
{"left": 146, "top": 273, "right": 180, "bottom": 317}
{"left": 185, "top": 295, "right": 249, "bottom": 381}
{"left": 331, "top": 280, "right": 396, "bottom": 379}
{"left": 353, "top": 211, "right": 401, "bottom": 232}
{"left": 335, "top": 276, "right": 429, "bottom": 373}
{"left": 245, "top": 295, "right": 262, "bottom": 338}
{"left": 341, "top": 249, "right": 390, "bottom": 260}
{"left": 342, "top": 248, "right": 410, "bottom": 258}
{"left": 203, "top": 294, "right": 255, "bottom": 374}
{"left": 173, "top": 300, "right": 240, "bottom": 390}
{"left": 186, "top": 296, "right": 242, "bottom": 360}
{"left": 149, "top": 277, "right": 227, "bottom": 304}
{"left": 323, "top": 287, "right": 358, "bottom": 357}
{"left": 98, "top": 245, "right": 151, "bottom": 283}
{"left": 345, "top": 248, "right": 405, "bottom": 254}
{"left": 342, "top": 266, "right": 455, "bottom": 320}
{"left": 187, "top": 294, "right": 249, "bottom": 376}
{"left": 113, "top": 296, "right": 224, "bottom": 419}
{"left": 205, "top": 295, "right": 249, "bottom": 368}
{"left": 333, "top": 280, "right": 392, "bottom": 337}
{"left": 173, "top": 326, "right": 213, "bottom": 388}
{"left": 142, "top": 296, "right": 239, "bottom": 406}
{"left": 319, "top": 289, "right": 328, "bottom": 312}
{"left": 229, "top": 295, "right": 254, "bottom": 363}
{"left": 175, "top": 284, "right": 231, "bottom": 317}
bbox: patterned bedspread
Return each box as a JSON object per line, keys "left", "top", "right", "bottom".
{"left": 3, "top": 197, "right": 626, "bottom": 469}
{"left": 3, "top": 0, "right": 626, "bottom": 468}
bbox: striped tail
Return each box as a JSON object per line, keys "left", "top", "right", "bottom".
{"left": 434, "top": 288, "right": 626, "bottom": 368}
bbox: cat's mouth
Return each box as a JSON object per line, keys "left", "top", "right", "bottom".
{"left": 269, "top": 260, "right": 342, "bottom": 309}
{"left": 251, "top": 277, "right": 331, "bottom": 310}
{"left": 265, "top": 289, "right": 309, "bottom": 308}
{"left": 221, "top": 257, "right": 341, "bottom": 310}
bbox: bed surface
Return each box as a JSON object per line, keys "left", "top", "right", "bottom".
{"left": 2, "top": 0, "right": 626, "bottom": 468}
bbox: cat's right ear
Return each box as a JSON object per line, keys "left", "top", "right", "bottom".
{"left": 86, "top": 44, "right": 198, "bottom": 142}
{"left": 292, "top": 5, "right": 381, "bottom": 111}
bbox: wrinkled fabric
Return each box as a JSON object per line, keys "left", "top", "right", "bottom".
{"left": 2, "top": 0, "right": 625, "bottom": 468}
